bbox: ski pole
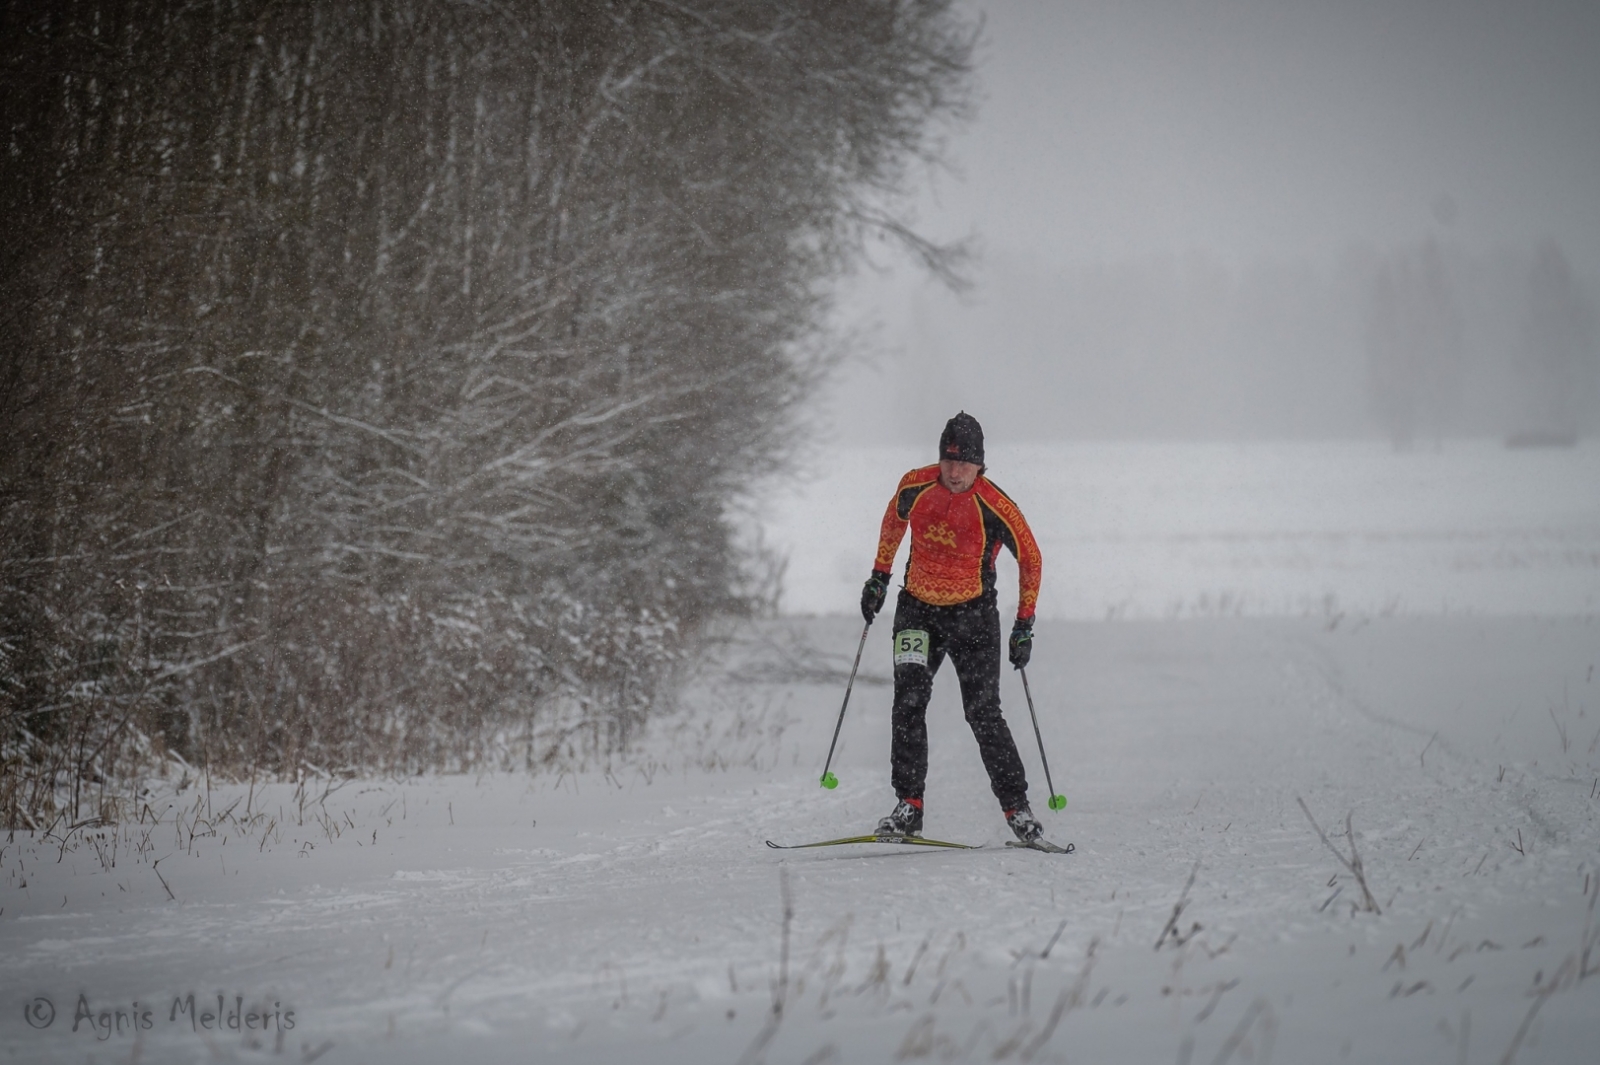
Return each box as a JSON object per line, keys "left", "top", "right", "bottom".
{"left": 819, "top": 621, "right": 871, "bottom": 789}
{"left": 1018, "top": 667, "right": 1067, "bottom": 810}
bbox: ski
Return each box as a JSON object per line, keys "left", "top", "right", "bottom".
{"left": 1006, "top": 839, "right": 1075, "bottom": 854}
{"left": 766, "top": 834, "right": 980, "bottom": 850}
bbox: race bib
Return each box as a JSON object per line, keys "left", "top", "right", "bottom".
{"left": 893, "top": 629, "right": 930, "bottom": 667}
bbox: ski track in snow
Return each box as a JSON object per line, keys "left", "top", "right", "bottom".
{"left": 4, "top": 616, "right": 1599, "bottom": 1063}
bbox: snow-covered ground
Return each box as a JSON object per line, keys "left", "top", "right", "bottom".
{"left": 5, "top": 616, "right": 1597, "bottom": 1064}
{"left": 757, "top": 438, "right": 1600, "bottom": 620}
{"left": 6, "top": 440, "right": 1599, "bottom": 1064}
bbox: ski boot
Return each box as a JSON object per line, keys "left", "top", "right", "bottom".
{"left": 876, "top": 798, "right": 924, "bottom": 837}
{"left": 1006, "top": 805, "right": 1043, "bottom": 843}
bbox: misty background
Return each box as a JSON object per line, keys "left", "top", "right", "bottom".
{"left": 820, "top": 0, "right": 1600, "bottom": 445}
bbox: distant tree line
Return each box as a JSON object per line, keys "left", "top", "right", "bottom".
{"left": 873, "top": 235, "right": 1597, "bottom": 443}
{"left": 1364, "top": 237, "right": 1597, "bottom": 449}
{"left": 0, "top": 0, "right": 973, "bottom": 825}
{"left": 1363, "top": 240, "right": 1463, "bottom": 449}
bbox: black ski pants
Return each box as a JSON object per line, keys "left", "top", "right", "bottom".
{"left": 889, "top": 589, "right": 1029, "bottom": 811}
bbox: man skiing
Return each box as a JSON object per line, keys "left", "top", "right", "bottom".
{"left": 860, "top": 412, "right": 1045, "bottom": 843}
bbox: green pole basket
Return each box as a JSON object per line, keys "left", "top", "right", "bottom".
{"left": 820, "top": 771, "right": 839, "bottom": 790}
{"left": 1048, "top": 794, "right": 1067, "bottom": 811}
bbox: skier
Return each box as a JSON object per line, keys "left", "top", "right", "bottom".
{"left": 860, "top": 412, "right": 1045, "bottom": 843}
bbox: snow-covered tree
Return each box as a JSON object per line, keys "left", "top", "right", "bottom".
{"left": 0, "top": 0, "right": 974, "bottom": 825}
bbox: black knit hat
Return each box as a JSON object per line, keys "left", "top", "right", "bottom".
{"left": 939, "top": 411, "right": 984, "bottom": 465}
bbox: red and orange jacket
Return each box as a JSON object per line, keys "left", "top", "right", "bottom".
{"left": 873, "top": 466, "right": 1042, "bottom": 620}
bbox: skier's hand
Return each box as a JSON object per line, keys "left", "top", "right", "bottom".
{"left": 1008, "top": 618, "right": 1033, "bottom": 670}
{"left": 860, "top": 571, "right": 891, "bottom": 623}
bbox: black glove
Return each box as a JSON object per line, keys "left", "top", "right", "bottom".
{"left": 1008, "top": 618, "right": 1034, "bottom": 670}
{"left": 860, "top": 571, "right": 891, "bottom": 623}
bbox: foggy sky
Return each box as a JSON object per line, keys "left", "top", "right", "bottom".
{"left": 827, "top": 0, "right": 1600, "bottom": 444}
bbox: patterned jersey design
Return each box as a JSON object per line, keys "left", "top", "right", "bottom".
{"left": 873, "top": 465, "right": 1043, "bottom": 619}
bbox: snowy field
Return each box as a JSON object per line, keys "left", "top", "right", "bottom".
{"left": 6, "top": 440, "right": 1600, "bottom": 1064}
{"left": 756, "top": 438, "right": 1600, "bottom": 620}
